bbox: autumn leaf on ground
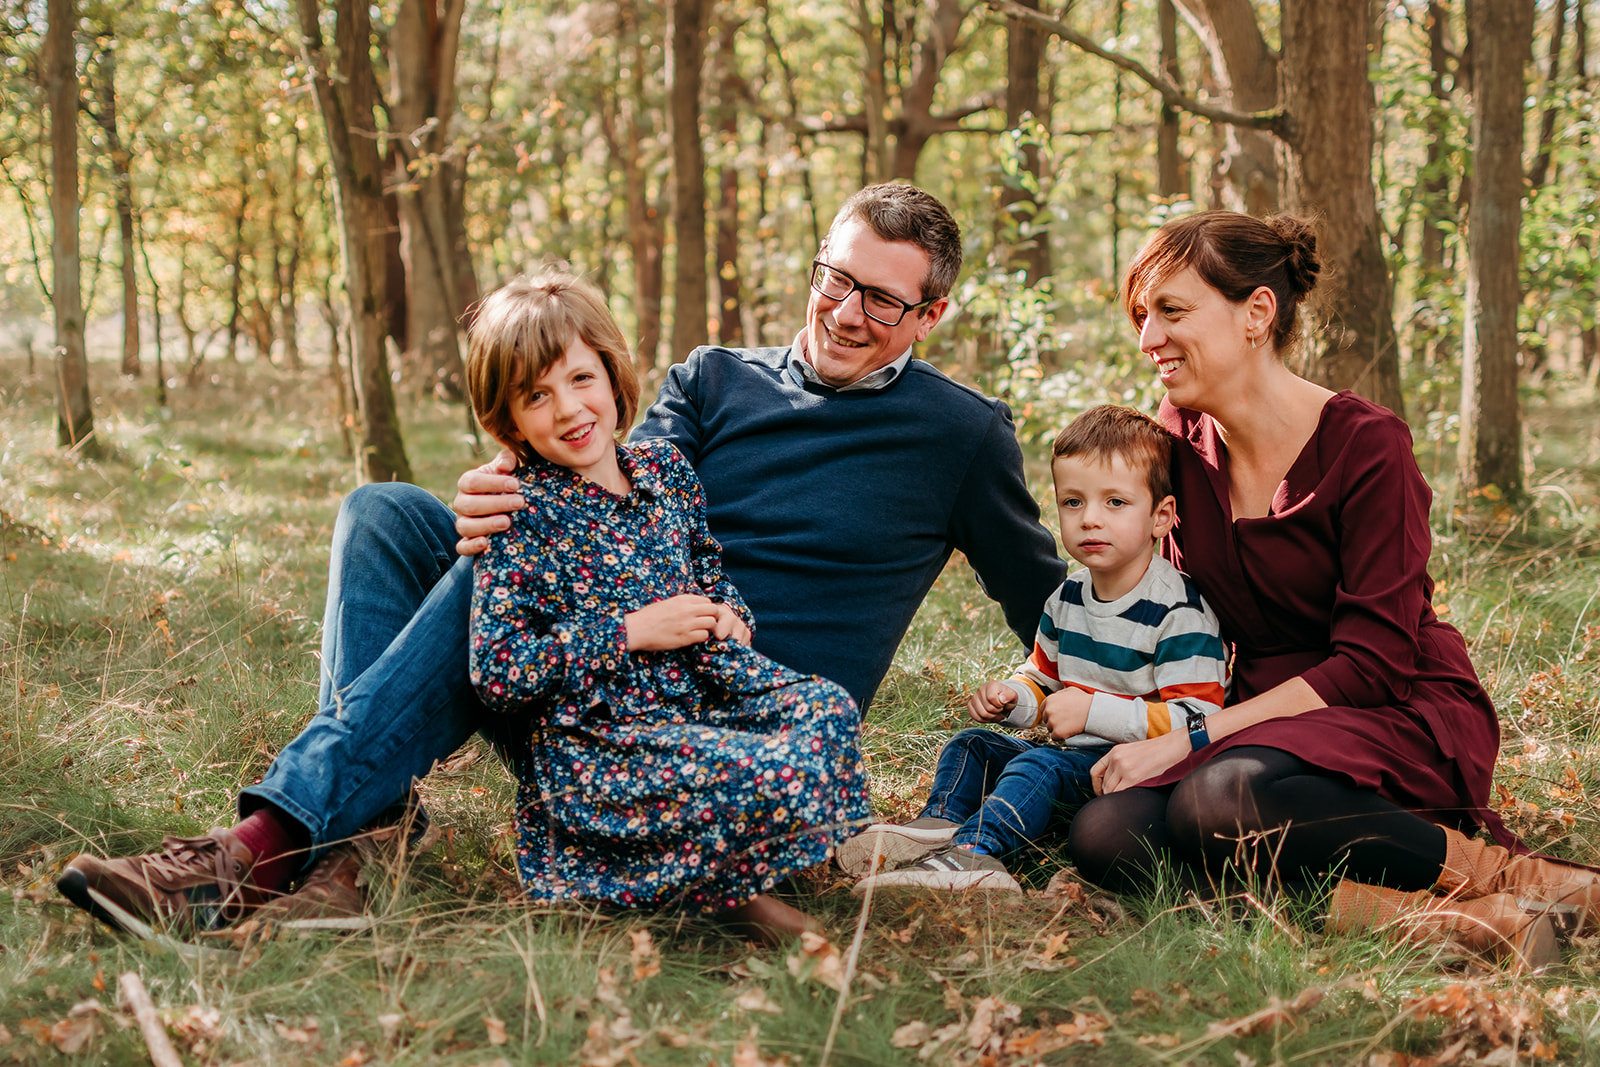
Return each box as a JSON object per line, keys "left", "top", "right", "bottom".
{"left": 1205, "top": 987, "right": 1325, "bottom": 1039}
{"left": 733, "top": 1024, "right": 791, "bottom": 1066}
{"left": 483, "top": 1015, "right": 508, "bottom": 1046}
{"left": 733, "top": 987, "right": 783, "bottom": 1015}
{"left": 785, "top": 930, "right": 846, "bottom": 991}
{"left": 171, "top": 1005, "right": 225, "bottom": 1055}
{"left": 42, "top": 1000, "right": 106, "bottom": 1055}
{"left": 966, "top": 995, "right": 1021, "bottom": 1050}
{"left": 629, "top": 927, "right": 661, "bottom": 980}
{"left": 891, "top": 1020, "right": 929, "bottom": 1047}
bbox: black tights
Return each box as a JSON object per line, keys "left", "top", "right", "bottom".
{"left": 1067, "top": 747, "right": 1451, "bottom": 897}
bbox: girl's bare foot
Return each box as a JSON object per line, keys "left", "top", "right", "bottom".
{"left": 717, "top": 893, "right": 821, "bottom": 946}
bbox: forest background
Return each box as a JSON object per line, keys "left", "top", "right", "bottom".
{"left": 4, "top": 0, "right": 1600, "bottom": 1064}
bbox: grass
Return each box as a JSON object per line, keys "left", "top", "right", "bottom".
{"left": 4, "top": 352, "right": 1600, "bottom": 1064}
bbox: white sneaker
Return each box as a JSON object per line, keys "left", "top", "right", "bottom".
{"left": 852, "top": 846, "right": 1023, "bottom": 895}
{"left": 836, "top": 817, "right": 961, "bottom": 878}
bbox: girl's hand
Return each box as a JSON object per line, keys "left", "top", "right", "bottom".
{"left": 709, "top": 601, "right": 752, "bottom": 645}
{"left": 967, "top": 682, "right": 1017, "bottom": 723}
{"left": 1041, "top": 687, "right": 1092, "bottom": 740}
{"left": 1091, "top": 730, "right": 1189, "bottom": 795}
{"left": 625, "top": 595, "right": 723, "bottom": 651}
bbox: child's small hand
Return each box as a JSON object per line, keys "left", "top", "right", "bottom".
{"left": 626, "top": 595, "right": 723, "bottom": 651}
{"left": 967, "top": 682, "right": 1017, "bottom": 723}
{"left": 1042, "top": 687, "right": 1093, "bottom": 740}
{"left": 709, "top": 601, "right": 752, "bottom": 645}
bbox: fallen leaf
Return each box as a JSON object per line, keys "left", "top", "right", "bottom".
{"left": 1042, "top": 869, "right": 1088, "bottom": 902}
{"left": 483, "top": 1015, "right": 507, "bottom": 1046}
{"left": 966, "top": 995, "right": 1021, "bottom": 1049}
{"left": 339, "top": 1044, "right": 372, "bottom": 1066}
{"left": 891, "top": 1020, "right": 929, "bottom": 1047}
{"left": 50, "top": 1004, "right": 103, "bottom": 1056}
{"left": 1206, "top": 988, "right": 1324, "bottom": 1039}
{"left": 785, "top": 931, "right": 846, "bottom": 991}
{"left": 378, "top": 1014, "right": 405, "bottom": 1043}
{"left": 734, "top": 988, "right": 783, "bottom": 1015}
{"left": 629, "top": 928, "right": 661, "bottom": 980}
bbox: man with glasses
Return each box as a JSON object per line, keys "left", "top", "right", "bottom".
{"left": 59, "top": 183, "right": 1064, "bottom": 933}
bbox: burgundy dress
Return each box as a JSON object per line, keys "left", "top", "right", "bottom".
{"left": 1145, "top": 392, "right": 1506, "bottom": 843}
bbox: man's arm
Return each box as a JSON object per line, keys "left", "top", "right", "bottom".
{"left": 948, "top": 404, "right": 1066, "bottom": 648}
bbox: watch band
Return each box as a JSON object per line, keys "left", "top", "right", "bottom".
{"left": 1189, "top": 725, "right": 1210, "bottom": 751}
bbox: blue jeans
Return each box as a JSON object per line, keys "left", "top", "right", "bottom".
{"left": 239, "top": 483, "right": 517, "bottom": 866}
{"left": 920, "top": 728, "right": 1112, "bottom": 861}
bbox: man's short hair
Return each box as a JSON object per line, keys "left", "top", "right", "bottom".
{"left": 465, "top": 270, "right": 641, "bottom": 465}
{"left": 822, "top": 183, "right": 963, "bottom": 303}
{"left": 1051, "top": 405, "right": 1175, "bottom": 505}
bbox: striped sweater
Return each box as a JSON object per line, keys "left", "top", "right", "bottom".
{"left": 999, "top": 556, "right": 1227, "bottom": 745}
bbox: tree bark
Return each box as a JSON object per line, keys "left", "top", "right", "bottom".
{"left": 1174, "top": 0, "right": 1279, "bottom": 212}
{"left": 298, "top": 0, "right": 414, "bottom": 484}
{"left": 1001, "top": 0, "right": 1050, "bottom": 284}
{"left": 1279, "top": 0, "right": 1404, "bottom": 416}
{"left": 45, "top": 0, "right": 96, "bottom": 455}
{"left": 91, "top": 39, "right": 140, "bottom": 377}
{"left": 1527, "top": 0, "right": 1567, "bottom": 192}
{"left": 390, "top": 0, "right": 473, "bottom": 401}
{"left": 1458, "top": 0, "right": 1533, "bottom": 498}
{"left": 1157, "top": 0, "right": 1187, "bottom": 198}
{"left": 712, "top": 13, "right": 745, "bottom": 347}
{"left": 668, "top": 0, "right": 710, "bottom": 365}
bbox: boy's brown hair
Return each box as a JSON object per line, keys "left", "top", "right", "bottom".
{"left": 1051, "top": 405, "right": 1175, "bottom": 506}
{"left": 465, "top": 271, "right": 641, "bottom": 465}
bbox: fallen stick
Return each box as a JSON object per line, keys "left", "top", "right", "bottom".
{"left": 117, "top": 972, "right": 184, "bottom": 1067}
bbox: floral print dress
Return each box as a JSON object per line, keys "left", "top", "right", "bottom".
{"left": 469, "top": 437, "right": 867, "bottom": 914}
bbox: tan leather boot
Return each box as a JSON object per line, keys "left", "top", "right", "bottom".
{"left": 1437, "top": 827, "right": 1599, "bottom": 933}
{"left": 1327, "top": 880, "right": 1561, "bottom": 973}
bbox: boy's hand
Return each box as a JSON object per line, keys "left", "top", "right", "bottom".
{"left": 708, "top": 601, "right": 752, "bottom": 645}
{"left": 967, "top": 682, "right": 1017, "bottom": 723}
{"left": 1041, "top": 687, "right": 1093, "bottom": 740}
{"left": 625, "top": 594, "right": 723, "bottom": 651}
{"left": 453, "top": 448, "right": 525, "bottom": 556}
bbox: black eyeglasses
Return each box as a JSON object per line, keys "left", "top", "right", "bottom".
{"left": 809, "top": 261, "right": 933, "bottom": 327}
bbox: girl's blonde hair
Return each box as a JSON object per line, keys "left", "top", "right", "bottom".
{"left": 465, "top": 271, "right": 641, "bottom": 464}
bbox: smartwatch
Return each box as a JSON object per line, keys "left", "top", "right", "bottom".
{"left": 1185, "top": 707, "right": 1210, "bottom": 751}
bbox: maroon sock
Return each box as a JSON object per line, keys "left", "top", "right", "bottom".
{"left": 232, "top": 808, "right": 310, "bottom": 893}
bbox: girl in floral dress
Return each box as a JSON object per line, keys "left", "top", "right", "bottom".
{"left": 463, "top": 271, "right": 867, "bottom": 941}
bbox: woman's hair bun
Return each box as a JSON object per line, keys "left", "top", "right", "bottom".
{"left": 1265, "top": 214, "right": 1321, "bottom": 297}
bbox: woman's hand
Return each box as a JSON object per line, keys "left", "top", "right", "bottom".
{"left": 625, "top": 595, "right": 724, "bottom": 651}
{"left": 453, "top": 448, "right": 525, "bottom": 556}
{"left": 1091, "top": 730, "right": 1190, "bottom": 795}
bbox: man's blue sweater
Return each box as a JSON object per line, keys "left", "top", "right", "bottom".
{"left": 632, "top": 344, "right": 1065, "bottom": 710}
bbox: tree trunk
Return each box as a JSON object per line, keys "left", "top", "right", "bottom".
{"left": 298, "top": 0, "right": 414, "bottom": 484}
{"left": 1527, "top": 0, "right": 1567, "bottom": 192}
{"left": 668, "top": 0, "right": 710, "bottom": 365}
{"left": 1175, "top": 0, "right": 1279, "bottom": 213}
{"left": 1418, "top": 0, "right": 1453, "bottom": 277}
{"left": 1001, "top": 0, "right": 1050, "bottom": 284}
{"left": 391, "top": 0, "right": 472, "bottom": 402}
{"left": 712, "top": 13, "right": 744, "bottom": 348}
{"left": 91, "top": 40, "right": 140, "bottom": 378}
{"left": 1458, "top": 0, "right": 1532, "bottom": 499}
{"left": 606, "top": 0, "right": 665, "bottom": 369}
{"left": 1157, "top": 0, "right": 1187, "bottom": 198}
{"left": 1279, "top": 0, "right": 1404, "bottom": 416}
{"left": 891, "top": 0, "right": 971, "bottom": 180}
{"left": 46, "top": 0, "right": 96, "bottom": 455}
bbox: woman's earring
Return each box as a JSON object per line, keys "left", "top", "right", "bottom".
{"left": 1250, "top": 331, "right": 1261, "bottom": 349}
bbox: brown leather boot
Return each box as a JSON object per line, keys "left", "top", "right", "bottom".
{"left": 57, "top": 829, "right": 269, "bottom": 934}
{"left": 253, "top": 844, "right": 367, "bottom": 923}
{"left": 1437, "top": 827, "right": 1600, "bottom": 933}
{"left": 1327, "top": 880, "right": 1560, "bottom": 973}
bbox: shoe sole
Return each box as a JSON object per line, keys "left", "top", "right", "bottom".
{"left": 837, "top": 824, "right": 959, "bottom": 878}
{"left": 57, "top": 869, "right": 156, "bottom": 939}
{"left": 851, "top": 867, "right": 1023, "bottom": 896}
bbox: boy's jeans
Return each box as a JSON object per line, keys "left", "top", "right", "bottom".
{"left": 238, "top": 483, "right": 520, "bottom": 867}
{"left": 919, "top": 728, "right": 1113, "bottom": 861}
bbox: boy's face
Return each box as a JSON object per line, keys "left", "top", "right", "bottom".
{"left": 1052, "top": 453, "right": 1177, "bottom": 599}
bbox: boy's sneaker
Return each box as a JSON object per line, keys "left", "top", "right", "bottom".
{"left": 837, "top": 817, "right": 961, "bottom": 878}
{"left": 57, "top": 828, "right": 268, "bottom": 934}
{"left": 851, "top": 845, "right": 1023, "bottom": 895}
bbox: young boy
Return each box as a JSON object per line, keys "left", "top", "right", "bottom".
{"left": 842, "top": 405, "right": 1227, "bottom": 892}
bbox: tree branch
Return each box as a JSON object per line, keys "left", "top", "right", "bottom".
{"left": 986, "top": 0, "right": 1292, "bottom": 137}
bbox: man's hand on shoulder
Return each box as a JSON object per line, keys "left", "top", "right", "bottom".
{"left": 453, "top": 448, "right": 525, "bottom": 557}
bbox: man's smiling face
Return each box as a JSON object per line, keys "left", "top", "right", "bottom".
{"left": 803, "top": 217, "right": 948, "bottom": 387}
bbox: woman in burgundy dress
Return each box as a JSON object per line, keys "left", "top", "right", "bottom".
{"left": 1065, "top": 211, "right": 1598, "bottom": 969}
